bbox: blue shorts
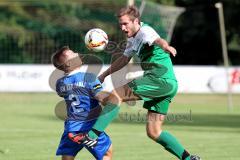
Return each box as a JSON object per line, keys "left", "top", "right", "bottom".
{"left": 56, "top": 131, "right": 111, "bottom": 160}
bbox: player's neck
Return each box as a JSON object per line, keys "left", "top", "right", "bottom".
{"left": 132, "top": 25, "right": 141, "bottom": 38}
{"left": 65, "top": 67, "right": 82, "bottom": 75}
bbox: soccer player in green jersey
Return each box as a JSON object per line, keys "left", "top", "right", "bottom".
{"left": 79, "top": 5, "right": 200, "bottom": 160}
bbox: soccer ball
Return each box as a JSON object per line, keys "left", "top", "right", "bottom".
{"left": 84, "top": 28, "right": 108, "bottom": 52}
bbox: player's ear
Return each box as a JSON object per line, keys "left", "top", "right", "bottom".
{"left": 134, "top": 18, "right": 140, "bottom": 25}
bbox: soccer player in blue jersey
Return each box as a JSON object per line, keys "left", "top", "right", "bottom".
{"left": 52, "top": 46, "right": 112, "bottom": 160}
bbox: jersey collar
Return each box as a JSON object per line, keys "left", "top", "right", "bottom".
{"left": 65, "top": 68, "right": 82, "bottom": 76}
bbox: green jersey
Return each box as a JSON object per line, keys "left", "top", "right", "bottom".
{"left": 123, "top": 22, "right": 176, "bottom": 80}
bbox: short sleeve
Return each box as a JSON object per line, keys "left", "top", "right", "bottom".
{"left": 89, "top": 78, "right": 103, "bottom": 96}
{"left": 142, "top": 26, "right": 160, "bottom": 46}
{"left": 55, "top": 79, "right": 65, "bottom": 97}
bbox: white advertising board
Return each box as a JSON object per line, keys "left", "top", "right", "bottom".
{"left": 0, "top": 65, "right": 55, "bottom": 92}
{"left": 174, "top": 66, "right": 240, "bottom": 93}
{"left": 0, "top": 65, "right": 239, "bottom": 93}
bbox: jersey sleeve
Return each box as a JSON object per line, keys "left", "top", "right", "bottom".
{"left": 55, "top": 79, "right": 65, "bottom": 97}
{"left": 85, "top": 74, "right": 103, "bottom": 96}
{"left": 89, "top": 77, "right": 103, "bottom": 96}
{"left": 142, "top": 26, "right": 160, "bottom": 46}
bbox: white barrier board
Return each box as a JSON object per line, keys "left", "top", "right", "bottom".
{"left": 0, "top": 65, "right": 239, "bottom": 93}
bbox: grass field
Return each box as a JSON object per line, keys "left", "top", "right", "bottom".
{"left": 0, "top": 93, "right": 240, "bottom": 160}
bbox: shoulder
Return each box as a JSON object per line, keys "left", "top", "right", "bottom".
{"left": 56, "top": 77, "right": 64, "bottom": 85}
{"left": 55, "top": 77, "right": 65, "bottom": 94}
{"left": 83, "top": 72, "right": 98, "bottom": 82}
{"left": 70, "top": 72, "right": 96, "bottom": 80}
{"left": 140, "top": 25, "right": 156, "bottom": 34}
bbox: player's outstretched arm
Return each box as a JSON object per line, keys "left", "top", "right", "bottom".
{"left": 154, "top": 38, "right": 177, "bottom": 57}
{"left": 98, "top": 55, "right": 131, "bottom": 83}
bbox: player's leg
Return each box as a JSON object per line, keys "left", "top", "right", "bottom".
{"left": 96, "top": 83, "right": 141, "bottom": 104}
{"left": 56, "top": 131, "right": 84, "bottom": 159}
{"left": 146, "top": 110, "right": 164, "bottom": 140}
{"left": 103, "top": 144, "right": 113, "bottom": 160}
{"left": 88, "top": 73, "right": 173, "bottom": 140}
{"left": 137, "top": 76, "right": 197, "bottom": 160}
{"left": 88, "top": 84, "right": 140, "bottom": 139}
{"left": 146, "top": 110, "right": 191, "bottom": 160}
{"left": 145, "top": 91, "right": 200, "bottom": 159}
{"left": 86, "top": 132, "right": 112, "bottom": 160}
{"left": 62, "top": 155, "right": 74, "bottom": 160}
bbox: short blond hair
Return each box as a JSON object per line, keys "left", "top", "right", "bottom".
{"left": 117, "top": 5, "right": 140, "bottom": 21}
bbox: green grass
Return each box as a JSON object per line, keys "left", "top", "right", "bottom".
{"left": 0, "top": 93, "right": 240, "bottom": 160}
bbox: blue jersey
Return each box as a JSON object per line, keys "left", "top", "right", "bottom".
{"left": 56, "top": 70, "right": 103, "bottom": 132}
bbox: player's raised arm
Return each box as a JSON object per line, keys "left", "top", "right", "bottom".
{"left": 141, "top": 25, "right": 177, "bottom": 57}
{"left": 154, "top": 38, "right": 177, "bottom": 57}
{"left": 98, "top": 55, "right": 131, "bottom": 83}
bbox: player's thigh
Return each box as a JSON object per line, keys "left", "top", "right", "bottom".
{"left": 62, "top": 155, "right": 75, "bottom": 160}
{"left": 146, "top": 110, "right": 165, "bottom": 140}
{"left": 56, "top": 131, "right": 84, "bottom": 158}
{"left": 143, "top": 96, "right": 172, "bottom": 115}
{"left": 128, "top": 76, "right": 178, "bottom": 101}
{"left": 103, "top": 144, "right": 113, "bottom": 160}
{"left": 96, "top": 84, "right": 140, "bottom": 105}
{"left": 112, "top": 84, "right": 141, "bottom": 102}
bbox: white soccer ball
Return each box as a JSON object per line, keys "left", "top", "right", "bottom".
{"left": 84, "top": 28, "right": 108, "bottom": 52}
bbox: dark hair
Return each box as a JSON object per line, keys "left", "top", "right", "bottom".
{"left": 117, "top": 5, "right": 140, "bottom": 21}
{"left": 51, "top": 46, "right": 70, "bottom": 70}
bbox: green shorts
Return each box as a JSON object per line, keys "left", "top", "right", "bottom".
{"left": 128, "top": 71, "right": 178, "bottom": 115}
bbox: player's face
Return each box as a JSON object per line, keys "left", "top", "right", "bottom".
{"left": 119, "top": 15, "right": 140, "bottom": 38}
{"left": 60, "top": 50, "right": 82, "bottom": 72}
{"left": 60, "top": 50, "right": 79, "bottom": 63}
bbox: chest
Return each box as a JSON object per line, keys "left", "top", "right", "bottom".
{"left": 128, "top": 35, "right": 146, "bottom": 55}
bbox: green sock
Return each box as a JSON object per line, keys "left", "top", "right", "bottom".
{"left": 89, "top": 103, "right": 120, "bottom": 139}
{"left": 156, "top": 131, "right": 190, "bottom": 160}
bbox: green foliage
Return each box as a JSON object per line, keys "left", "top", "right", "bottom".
{"left": 171, "top": 0, "right": 240, "bottom": 65}
{"left": 0, "top": 1, "right": 122, "bottom": 64}
{"left": 0, "top": 0, "right": 239, "bottom": 64}
{"left": 143, "top": 0, "right": 175, "bottom": 5}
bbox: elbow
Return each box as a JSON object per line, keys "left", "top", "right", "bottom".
{"left": 121, "top": 55, "right": 131, "bottom": 65}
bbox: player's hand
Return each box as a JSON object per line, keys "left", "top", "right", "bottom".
{"left": 98, "top": 70, "right": 110, "bottom": 83}
{"left": 165, "top": 46, "right": 177, "bottom": 57}
{"left": 98, "top": 74, "right": 106, "bottom": 83}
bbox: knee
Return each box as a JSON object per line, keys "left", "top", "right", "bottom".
{"left": 103, "top": 92, "right": 121, "bottom": 105}
{"left": 62, "top": 156, "right": 74, "bottom": 160}
{"left": 95, "top": 91, "right": 121, "bottom": 105}
{"left": 146, "top": 128, "right": 162, "bottom": 141}
{"left": 103, "top": 144, "right": 113, "bottom": 160}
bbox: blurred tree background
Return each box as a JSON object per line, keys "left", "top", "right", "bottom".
{"left": 0, "top": 0, "right": 239, "bottom": 65}
{"left": 172, "top": 0, "right": 240, "bottom": 65}
{"left": 0, "top": 0, "right": 126, "bottom": 64}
